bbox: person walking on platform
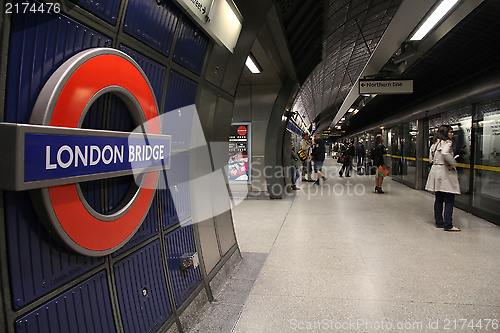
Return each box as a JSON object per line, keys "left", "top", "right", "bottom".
{"left": 300, "top": 134, "right": 314, "bottom": 182}
{"left": 339, "top": 139, "right": 354, "bottom": 177}
{"left": 312, "top": 133, "right": 327, "bottom": 185}
{"left": 291, "top": 142, "right": 301, "bottom": 190}
{"left": 373, "top": 134, "right": 387, "bottom": 193}
{"left": 425, "top": 125, "right": 461, "bottom": 231}
{"left": 356, "top": 138, "right": 365, "bottom": 175}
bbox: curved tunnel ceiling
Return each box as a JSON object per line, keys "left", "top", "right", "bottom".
{"left": 280, "top": 0, "right": 404, "bottom": 130}
{"left": 274, "top": 0, "right": 499, "bottom": 135}
{"left": 346, "top": 0, "right": 500, "bottom": 134}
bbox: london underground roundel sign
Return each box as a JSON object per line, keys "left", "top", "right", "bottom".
{"left": 28, "top": 48, "right": 163, "bottom": 256}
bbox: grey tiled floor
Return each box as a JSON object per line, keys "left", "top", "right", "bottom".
{"left": 193, "top": 157, "right": 500, "bottom": 333}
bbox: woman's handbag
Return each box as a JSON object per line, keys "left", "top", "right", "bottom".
{"left": 377, "top": 165, "right": 389, "bottom": 177}
{"left": 337, "top": 156, "right": 344, "bottom": 164}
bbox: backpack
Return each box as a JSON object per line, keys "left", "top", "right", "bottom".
{"left": 297, "top": 149, "right": 308, "bottom": 162}
{"left": 369, "top": 147, "right": 377, "bottom": 160}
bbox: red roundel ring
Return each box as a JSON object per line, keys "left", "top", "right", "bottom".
{"left": 30, "top": 48, "right": 160, "bottom": 256}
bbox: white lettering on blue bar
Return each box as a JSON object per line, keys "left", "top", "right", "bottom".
{"left": 45, "top": 145, "right": 131, "bottom": 170}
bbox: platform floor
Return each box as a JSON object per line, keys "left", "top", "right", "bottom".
{"left": 189, "top": 158, "right": 500, "bottom": 333}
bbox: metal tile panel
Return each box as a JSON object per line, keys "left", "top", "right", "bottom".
{"left": 113, "top": 193, "right": 159, "bottom": 256}
{"left": 160, "top": 151, "right": 190, "bottom": 229}
{"left": 162, "top": 71, "right": 197, "bottom": 148}
{"left": 173, "top": 18, "right": 209, "bottom": 75}
{"left": 164, "top": 225, "right": 201, "bottom": 308}
{"left": 123, "top": 0, "right": 180, "bottom": 57}
{"left": 5, "top": 191, "right": 104, "bottom": 310}
{"left": 69, "top": 0, "right": 121, "bottom": 25}
{"left": 108, "top": 94, "right": 135, "bottom": 133}
{"left": 106, "top": 175, "right": 134, "bottom": 214}
{"left": 79, "top": 179, "right": 103, "bottom": 214}
{"left": 5, "top": 0, "right": 112, "bottom": 125}
{"left": 15, "top": 271, "right": 115, "bottom": 333}
{"left": 114, "top": 240, "right": 172, "bottom": 333}
{"left": 119, "top": 45, "right": 167, "bottom": 106}
{"left": 82, "top": 94, "right": 106, "bottom": 130}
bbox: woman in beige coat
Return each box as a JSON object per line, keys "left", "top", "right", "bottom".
{"left": 425, "top": 125, "right": 461, "bottom": 231}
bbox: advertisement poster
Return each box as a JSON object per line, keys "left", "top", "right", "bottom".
{"left": 228, "top": 123, "right": 251, "bottom": 183}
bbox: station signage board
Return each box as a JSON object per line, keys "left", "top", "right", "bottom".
{"left": 0, "top": 48, "right": 170, "bottom": 256}
{"left": 173, "top": 0, "right": 212, "bottom": 23}
{"left": 173, "top": 0, "right": 242, "bottom": 52}
{"left": 0, "top": 125, "right": 170, "bottom": 190}
{"left": 359, "top": 79, "right": 413, "bottom": 95}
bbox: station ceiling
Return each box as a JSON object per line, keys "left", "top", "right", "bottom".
{"left": 273, "top": 0, "right": 500, "bottom": 135}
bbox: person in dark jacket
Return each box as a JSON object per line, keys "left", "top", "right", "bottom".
{"left": 339, "top": 139, "right": 354, "bottom": 177}
{"left": 312, "top": 133, "right": 327, "bottom": 185}
{"left": 373, "top": 134, "right": 387, "bottom": 193}
{"left": 356, "top": 138, "right": 365, "bottom": 175}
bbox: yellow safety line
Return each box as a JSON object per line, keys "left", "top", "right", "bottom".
{"left": 385, "top": 155, "right": 500, "bottom": 172}
{"left": 473, "top": 164, "right": 500, "bottom": 172}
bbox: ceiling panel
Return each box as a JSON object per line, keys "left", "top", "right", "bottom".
{"left": 347, "top": 0, "right": 500, "bottom": 133}
{"left": 275, "top": 0, "right": 402, "bottom": 128}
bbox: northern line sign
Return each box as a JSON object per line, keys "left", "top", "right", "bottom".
{"left": 359, "top": 79, "right": 413, "bottom": 95}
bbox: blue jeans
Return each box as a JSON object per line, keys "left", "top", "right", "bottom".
{"left": 291, "top": 166, "right": 300, "bottom": 185}
{"left": 434, "top": 191, "right": 455, "bottom": 229}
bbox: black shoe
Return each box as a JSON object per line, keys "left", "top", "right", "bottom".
{"left": 339, "top": 172, "right": 343, "bottom": 177}
{"left": 322, "top": 177, "right": 328, "bottom": 182}
{"left": 346, "top": 175, "right": 351, "bottom": 177}
{"left": 375, "top": 186, "right": 384, "bottom": 194}
{"left": 314, "top": 180, "right": 320, "bottom": 185}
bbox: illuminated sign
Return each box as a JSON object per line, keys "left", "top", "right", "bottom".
{"left": 173, "top": 0, "right": 242, "bottom": 52}
{"left": 0, "top": 48, "right": 169, "bottom": 256}
{"left": 173, "top": 0, "right": 212, "bottom": 23}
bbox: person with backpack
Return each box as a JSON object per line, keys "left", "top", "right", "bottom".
{"left": 425, "top": 125, "right": 461, "bottom": 231}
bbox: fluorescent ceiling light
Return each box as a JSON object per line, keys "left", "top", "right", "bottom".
{"left": 341, "top": 117, "right": 346, "bottom": 121}
{"left": 410, "top": 0, "right": 459, "bottom": 41}
{"left": 348, "top": 108, "right": 354, "bottom": 113}
{"left": 245, "top": 56, "right": 260, "bottom": 74}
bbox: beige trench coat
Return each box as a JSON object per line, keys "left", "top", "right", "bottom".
{"left": 425, "top": 139, "right": 460, "bottom": 194}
